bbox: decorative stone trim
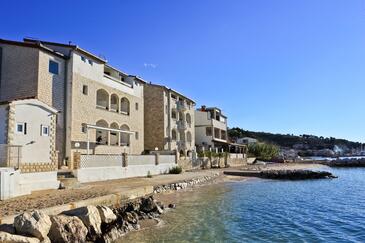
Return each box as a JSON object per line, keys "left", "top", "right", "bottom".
{"left": 6, "top": 104, "right": 15, "bottom": 145}
{"left": 49, "top": 114, "right": 57, "bottom": 165}
{"left": 73, "top": 152, "right": 81, "bottom": 169}
{"left": 19, "top": 162, "right": 57, "bottom": 173}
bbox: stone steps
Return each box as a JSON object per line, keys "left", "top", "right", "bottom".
{"left": 57, "top": 171, "right": 79, "bottom": 189}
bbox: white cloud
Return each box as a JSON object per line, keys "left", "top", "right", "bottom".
{"left": 144, "top": 63, "right": 158, "bottom": 69}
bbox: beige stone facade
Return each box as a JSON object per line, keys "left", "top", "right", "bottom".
{"left": 0, "top": 38, "right": 145, "bottom": 168}
{"left": 144, "top": 84, "right": 195, "bottom": 155}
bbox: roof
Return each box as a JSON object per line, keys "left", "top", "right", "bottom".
{"left": 0, "top": 96, "right": 36, "bottom": 105}
{"left": 0, "top": 98, "right": 58, "bottom": 114}
{"left": 105, "top": 64, "right": 129, "bottom": 76}
{"left": 145, "top": 83, "right": 195, "bottom": 104}
{"left": 0, "top": 39, "right": 67, "bottom": 59}
{"left": 128, "top": 75, "right": 148, "bottom": 84}
{"left": 196, "top": 106, "right": 227, "bottom": 118}
{"left": 23, "top": 38, "right": 107, "bottom": 63}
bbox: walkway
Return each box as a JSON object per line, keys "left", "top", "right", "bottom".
{"left": 0, "top": 169, "right": 222, "bottom": 218}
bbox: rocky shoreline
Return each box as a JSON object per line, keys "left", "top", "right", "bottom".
{"left": 224, "top": 168, "right": 337, "bottom": 180}
{"left": 0, "top": 196, "right": 172, "bottom": 243}
{"left": 260, "top": 170, "right": 337, "bottom": 180}
{"left": 153, "top": 172, "right": 220, "bottom": 194}
{"left": 323, "top": 158, "right": 365, "bottom": 167}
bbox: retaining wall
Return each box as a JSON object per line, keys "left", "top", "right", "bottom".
{"left": 75, "top": 163, "right": 175, "bottom": 183}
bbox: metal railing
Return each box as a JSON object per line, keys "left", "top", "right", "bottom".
{"left": 0, "top": 144, "right": 22, "bottom": 168}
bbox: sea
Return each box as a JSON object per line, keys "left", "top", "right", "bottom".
{"left": 120, "top": 167, "right": 365, "bottom": 242}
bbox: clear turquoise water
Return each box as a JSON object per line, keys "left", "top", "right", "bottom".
{"left": 120, "top": 168, "right": 365, "bottom": 242}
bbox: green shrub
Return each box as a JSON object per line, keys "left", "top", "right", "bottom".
{"left": 248, "top": 143, "right": 279, "bottom": 161}
{"left": 169, "top": 166, "right": 183, "bottom": 174}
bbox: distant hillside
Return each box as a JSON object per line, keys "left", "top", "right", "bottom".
{"left": 228, "top": 127, "right": 362, "bottom": 151}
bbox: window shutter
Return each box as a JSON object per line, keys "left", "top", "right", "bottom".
{"left": 24, "top": 123, "right": 27, "bottom": 135}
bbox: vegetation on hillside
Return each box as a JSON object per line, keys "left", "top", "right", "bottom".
{"left": 228, "top": 127, "right": 362, "bottom": 150}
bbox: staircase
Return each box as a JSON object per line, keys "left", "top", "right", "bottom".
{"left": 57, "top": 170, "right": 80, "bottom": 189}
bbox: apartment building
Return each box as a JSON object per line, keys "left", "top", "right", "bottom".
{"left": 0, "top": 38, "right": 145, "bottom": 168}
{"left": 195, "top": 106, "right": 228, "bottom": 151}
{"left": 144, "top": 83, "right": 195, "bottom": 155}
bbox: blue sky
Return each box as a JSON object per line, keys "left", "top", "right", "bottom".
{"left": 1, "top": 0, "right": 365, "bottom": 142}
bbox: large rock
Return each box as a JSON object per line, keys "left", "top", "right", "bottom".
{"left": 97, "top": 206, "right": 117, "bottom": 224}
{"left": 140, "top": 197, "right": 158, "bottom": 213}
{"left": 123, "top": 212, "right": 138, "bottom": 224}
{"left": 63, "top": 205, "right": 102, "bottom": 236}
{"left": 14, "top": 210, "right": 51, "bottom": 241}
{"left": 48, "top": 215, "right": 88, "bottom": 243}
{"left": 0, "top": 231, "right": 40, "bottom": 243}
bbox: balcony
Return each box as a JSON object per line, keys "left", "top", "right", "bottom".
{"left": 177, "top": 101, "right": 187, "bottom": 111}
{"left": 177, "top": 120, "right": 187, "bottom": 130}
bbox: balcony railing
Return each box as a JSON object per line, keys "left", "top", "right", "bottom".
{"left": 103, "top": 74, "right": 133, "bottom": 88}
{"left": 177, "top": 101, "right": 187, "bottom": 111}
{"left": 177, "top": 120, "right": 187, "bottom": 130}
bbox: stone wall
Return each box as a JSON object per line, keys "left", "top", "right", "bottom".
{"left": 37, "top": 50, "right": 67, "bottom": 165}
{"left": 19, "top": 162, "right": 57, "bottom": 173}
{"left": 143, "top": 85, "right": 165, "bottom": 151}
{"left": 0, "top": 44, "right": 39, "bottom": 102}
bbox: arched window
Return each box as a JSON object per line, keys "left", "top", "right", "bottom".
{"left": 171, "top": 129, "right": 177, "bottom": 140}
{"left": 110, "top": 122, "right": 119, "bottom": 146}
{"left": 120, "top": 97, "right": 130, "bottom": 115}
{"left": 110, "top": 94, "right": 119, "bottom": 112}
{"left": 96, "top": 120, "right": 108, "bottom": 145}
{"left": 96, "top": 89, "right": 109, "bottom": 110}
{"left": 120, "top": 124, "right": 130, "bottom": 146}
{"left": 186, "top": 113, "right": 191, "bottom": 124}
{"left": 187, "top": 131, "right": 192, "bottom": 143}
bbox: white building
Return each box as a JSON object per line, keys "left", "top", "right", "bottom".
{"left": 236, "top": 137, "right": 257, "bottom": 145}
{"left": 0, "top": 98, "right": 59, "bottom": 199}
{"left": 195, "top": 106, "right": 228, "bottom": 151}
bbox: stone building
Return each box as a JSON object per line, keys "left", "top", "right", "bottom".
{"left": 143, "top": 83, "right": 195, "bottom": 155}
{"left": 0, "top": 38, "right": 145, "bottom": 168}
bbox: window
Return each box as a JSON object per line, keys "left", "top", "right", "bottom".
{"left": 135, "top": 102, "right": 139, "bottom": 111}
{"left": 49, "top": 60, "right": 59, "bottom": 75}
{"left": 41, "top": 125, "right": 49, "bottom": 136}
{"left": 81, "top": 125, "right": 87, "bottom": 133}
{"left": 120, "top": 97, "right": 130, "bottom": 115}
{"left": 206, "top": 127, "right": 212, "bottom": 136}
{"left": 171, "top": 130, "right": 177, "bottom": 140}
{"left": 81, "top": 56, "right": 86, "bottom": 62}
{"left": 135, "top": 131, "right": 139, "bottom": 140}
{"left": 16, "top": 122, "right": 26, "bottom": 134}
{"left": 82, "top": 85, "right": 88, "bottom": 95}
{"left": 171, "top": 110, "right": 177, "bottom": 119}
{"left": 88, "top": 59, "right": 93, "bottom": 65}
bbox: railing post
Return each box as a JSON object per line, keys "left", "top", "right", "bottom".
{"left": 175, "top": 150, "right": 179, "bottom": 164}
{"left": 155, "top": 152, "right": 160, "bottom": 166}
{"left": 122, "top": 153, "right": 128, "bottom": 167}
